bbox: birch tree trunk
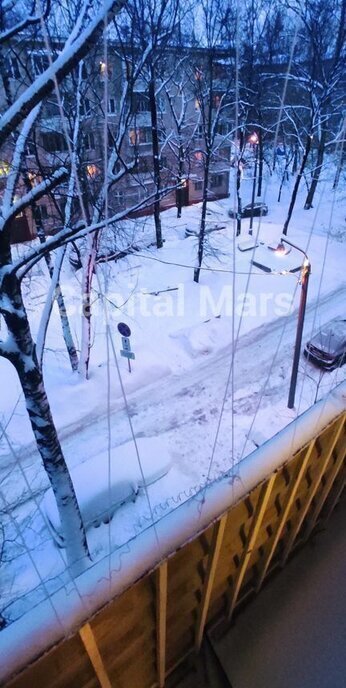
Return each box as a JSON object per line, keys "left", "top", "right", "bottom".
{"left": 35, "top": 223, "right": 79, "bottom": 371}
{"left": 78, "top": 232, "right": 98, "bottom": 379}
{"left": 0, "top": 257, "right": 90, "bottom": 576}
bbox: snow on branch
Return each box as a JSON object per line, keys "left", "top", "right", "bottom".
{"left": 0, "top": 0, "right": 127, "bottom": 146}
{"left": 1, "top": 167, "right": 68, "bottom": 233}
{"left": 1, "top": 104, "right": 41, "bottom": 221}
{"left": 0, "top": 0, "right": 51, "bottom": 44}
{"left": 15, "top": 181, "right": 179, "bottom": 278}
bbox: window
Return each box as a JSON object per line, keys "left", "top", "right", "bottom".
{"left": 32, "top": 53, "right": 49, "bottom": 75}
{"left": 194, "top": 180, "right": 203, "bottom": 191}
{"left": 80, "top": 98, "right": 91, "bottom": 117}
{"left": 157, "top": 96, "right": 165, "bottom": 113}
{"left": 28, "top": 171, "right": 39, "bottom": 186}
{"left": 42, "top": 133, "right": 67, "bottom": 153}
{"left": 133, "top": 93, "right": 150, "bottom": 113}
{"left": 36, "top": 205, "right": 48, "bottom": 221}
{"left": 194, "top": 151, "right": 203, "bottom": 161}
{"left": 129, "top": 128, "right": 152, "bottom": 145}
{"left": 114, "top": 190, "right": 124, "bottom": 205}
{"left": 99, "top": 61, "right": 112, "bottom": 78}
{"left": 221, "top": 146, "right": 231, "bottom": 161}
{"left": 216, "top": 122, "right": 231, "bottom": 136}
{"left": 13, "top": 195, "right": 23, "bottom": 218}
{"left": 5, "top": 55, "right": 20, "bottom": 79}
{"left": 136, "top": 156, "right": 150, "bottom": 173}
{"left": 195, "top": 98, "right": 200, "bottom": 111}
{"left": 0, "top": 160, "right": 10, "bottom": 177}
{"left": 84, "top": 132, "right": 95, "bottom": 150}
{"left": 108, "top": 98, "right": 117, "bottom": 115}
{"left": 195, "top": 67, "right": 203, "bottom": 81}
{"left": 210, "top": 174, "right": 224, "bottom": 189}
{"left": 86, "top": 164, "right": 100, "bottom": 178}
{"left": 25, "top": 140, "right": 36, "bottom": 156}
{"left": 212, "top": 93, "right": 222, "bottom": 109}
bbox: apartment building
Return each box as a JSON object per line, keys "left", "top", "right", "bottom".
{"left": 0, "top": 43, "right": 232, "bottom": 244}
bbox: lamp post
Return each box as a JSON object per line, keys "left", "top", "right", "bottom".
{"left": 278, "top": 237, "right": 311, "bottom": 409}
{"left": 248, "top": 132, "right": 259, "bottom": 235}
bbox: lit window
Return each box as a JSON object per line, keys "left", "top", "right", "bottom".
{"left": 0, "top": 160, "right": 10, "bottom": 177}
{"left": 194, "top": 151, "right": 203, "bottom": 161}
{"left": 99, "top": 61, "right": 107, "bottom": 76}
{"left": 14, "top": 195, "right": 23, "bottom": 218}
{"left": 213, "top": 94, "right": 222, "bottom": 109}
{"left": 86, "top": 164, "right": 100, "bottom": 177}
{"left": 129, "top": 128, "right": 152, "bottom": 145}
{"left": 195, "top": 67, "right": 203, "bottom": 81}
{"left": 195, "top": 98, "right": 200, "bottom": 111}
{"left": 28, "top": 171, "right": 39, "bottom": 186}
{"left": 99, "top": 61, "right": 112, "bottom": 78}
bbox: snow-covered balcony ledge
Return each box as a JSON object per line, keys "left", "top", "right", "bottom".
{"left": 1, "top": 381, "right": 345, "bottom": 685}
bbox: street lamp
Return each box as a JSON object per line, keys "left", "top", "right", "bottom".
{"left": 276, "top": 237, "right": 311, "bottom": 409}
{"left": 248, "top": 132, "right": 259, "bottom": 235}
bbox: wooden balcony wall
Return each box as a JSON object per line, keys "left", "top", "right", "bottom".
{"left": 4, "top": 398, "right": 346, "bottom": 688}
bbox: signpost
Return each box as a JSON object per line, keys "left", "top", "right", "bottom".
{"left": 117, "top": 322, "right": 135, "bottom": 372}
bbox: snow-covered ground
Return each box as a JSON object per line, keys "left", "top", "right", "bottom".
{"left": 0, "top": 162, "right": 345, "bottom": 625}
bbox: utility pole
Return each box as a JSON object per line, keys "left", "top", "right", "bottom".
{"left": 280, "top": 238, "right": 311, "bottom": 409}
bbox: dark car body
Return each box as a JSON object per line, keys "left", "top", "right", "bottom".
{"left": 228, "top": 202, "right": 268, "bottom": 219}
{"left": 304, "top": 318, "right": 346, "bottom": 370}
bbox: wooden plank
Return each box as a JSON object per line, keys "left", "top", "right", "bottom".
{"left": 304, "top": 427, "right": 346, "bottom": 539}
{"left": 256, "top": 438, "right": 316, "bottom": 593}
{"left": 227, "top": 473, "right": 276, "bottom": 622}
{"left": 79, "top": 623, "right": 113, "bottom": 688}
{"left": 281, "top": 415, "right": 345, "bottom": 566}
{"left": 195, "top": 514, "right": 228, "bottom": 652}
{"left": 320, "top": 467, "right": 345, "bottom": 524}
{"left": 156, "top": 561, "right": 168, "bottom": 688}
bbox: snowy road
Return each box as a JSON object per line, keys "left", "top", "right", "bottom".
{"left": 2, "top": 283, "right": 346, "bottom": 511}
{"left": 1, "top": 283, "right": 345, "bottom": 624}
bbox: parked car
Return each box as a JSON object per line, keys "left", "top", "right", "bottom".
{"left": 228, "top": 202, "right": 268, "bottom": 219}
{"left": 304, "top": 318, "right": 346, "bottom": 370}
{"left": 41, "top": 436, "right": 171, "bottom": 547}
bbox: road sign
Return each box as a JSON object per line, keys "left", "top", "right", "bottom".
{"left": 117, "top": 322, "right": 131, "bottom": 338}
{"left": 121, "top": 336, "right": 131, "bottom": 351}
{"left": 120, "top": 350, "right": 135, "bottom": 360}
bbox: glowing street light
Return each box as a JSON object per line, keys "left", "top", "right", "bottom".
{"left": 275, "top": 237, "right": 311, "bottom": 409}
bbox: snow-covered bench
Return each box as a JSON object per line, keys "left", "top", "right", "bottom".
{"left": 41, "top": 436, "right": 171, "bottom": 546}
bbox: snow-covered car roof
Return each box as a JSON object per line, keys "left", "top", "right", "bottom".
{"left": 41, "top": 436, "right": 171, "bottom": 545}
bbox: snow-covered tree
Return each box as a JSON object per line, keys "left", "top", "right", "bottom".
{"left": 0, "top": 0, "right": 129, "bottom": 576}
